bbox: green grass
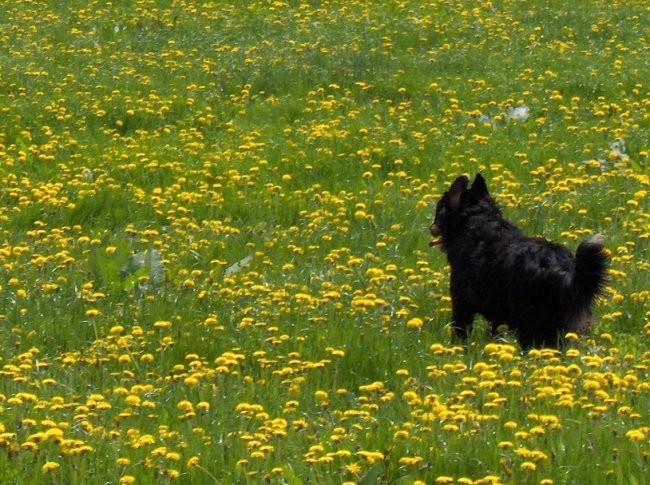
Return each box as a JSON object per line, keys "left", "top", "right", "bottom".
{"left": 0, "top": 0, "right": 648, "bottom": 484}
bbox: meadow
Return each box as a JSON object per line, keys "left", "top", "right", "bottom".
{"left": 0, "top": 0, "right": 648, "bottom": 483}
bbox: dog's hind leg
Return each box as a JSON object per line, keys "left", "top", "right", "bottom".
{"left": 566, "top": 310, "right": 595, "bottom": 335}
{"left": 517, "top": 317, "right": 560, "bottom": 350}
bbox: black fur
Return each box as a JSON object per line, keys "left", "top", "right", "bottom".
{"left": 430, "top": 173, "right": 608, "bottom": 349}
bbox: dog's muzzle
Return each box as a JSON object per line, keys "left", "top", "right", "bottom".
{"left": 429, "top": 222, "right": 443, "bottom": 247}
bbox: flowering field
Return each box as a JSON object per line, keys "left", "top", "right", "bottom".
{"left": 0, "top": 0, "right": 648, "bottom": 483}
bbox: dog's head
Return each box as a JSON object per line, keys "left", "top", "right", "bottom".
{"left": 429, "top": 173, "right": 490, "bottom": 248}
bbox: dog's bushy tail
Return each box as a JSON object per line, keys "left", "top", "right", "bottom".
{"left": 574, "top": 234, "right": 608, "bottom": 302}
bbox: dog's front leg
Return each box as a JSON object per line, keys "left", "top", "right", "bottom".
{"left": 451, "top": 305, "right": 475, "bottom": 341}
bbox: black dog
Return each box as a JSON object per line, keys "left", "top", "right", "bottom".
{"left": 430, "top": 173, "right": 608, "bottom": 348}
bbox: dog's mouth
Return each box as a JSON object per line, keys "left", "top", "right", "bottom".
{"left": 429, "top": 223, "right": 443, "bottom": 247}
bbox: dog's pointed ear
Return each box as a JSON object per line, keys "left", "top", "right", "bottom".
{"left": 448, "top": 175, "right": 469, "bottom": 209}
{"left": 469, "top": 173, "right": 489, "bottom": 200}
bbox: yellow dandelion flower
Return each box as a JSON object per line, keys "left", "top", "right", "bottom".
{"left": 165, "top": 451, "right": 181, "bottom": 461}
{"left": 399, "top": 455, "right": 423, "bottom": 466}
{"left": 177, "top": 400, "right": 194, "bottom": 412}
{"left": 478, "top": 475, "right": 502, "bottom": 484}
{"left": 41, "top": 461, "right": 60, "bottom": 473}
{"left": 407, "top": 317, "right": 424, "bottom": 329}
{"left": 182, "top": 374, "right": 199, "bottom": 387}
{"left": 443, "top": 423, "right": 459, "bottom": 432}
{"left": 135, "top": 434, "right": 155, "bottom": 447}
{"left": 357, "top": 450, "right": 384, "bottom": 464}
{"left": 625, "top": 428, "right": 647, "bottom": 441}
{"left": 164, "top": 469, "right": 180, "bottom": 478}
{"left": 345, "top": 462, "right": 362, "bottom": 474}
